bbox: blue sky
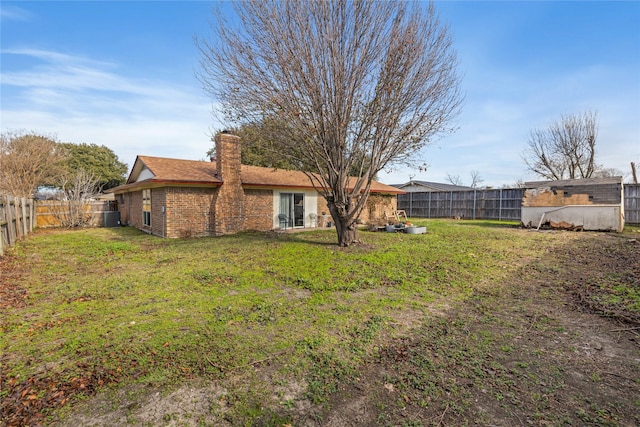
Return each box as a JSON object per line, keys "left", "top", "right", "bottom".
{"left": 1, "top": 1, "right": 639, "bottom": 187}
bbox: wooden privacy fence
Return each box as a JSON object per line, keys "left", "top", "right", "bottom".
{"left": 398, "top": 188, "right": 524, "bottom": 221}
{"left": 0, "top": 196, "right": 36, "bottom": 256}
{"left": 36, "top": 200, "right": 118, "bottom": 228}
{"left": 626, "top": 184, "right": 640, "bottom": 224}
{"left": 397, "top": 184, "right": 640, "bottom": 225}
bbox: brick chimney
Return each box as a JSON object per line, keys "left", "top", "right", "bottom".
{"left": 213, "top": 132, "right": 244, "bottom": 234}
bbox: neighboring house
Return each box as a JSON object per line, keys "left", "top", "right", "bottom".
{"left": 109, "top": 133, "right": 403, "bottom": 238}
{"left": 392, "top": 180, "right": 474, "bottom": 192}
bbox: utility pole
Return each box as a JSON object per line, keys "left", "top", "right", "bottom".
{"left": 631, "top": 162, "right": 638, "bottom": 184}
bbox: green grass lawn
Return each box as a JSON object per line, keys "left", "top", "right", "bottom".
{"left": 1, "top": 220, "right": 636, "bottom": 425}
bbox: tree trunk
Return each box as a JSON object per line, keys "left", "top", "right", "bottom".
{"left": 334, "top": 217, "right": 358, "bottom": 247}
{"left": 327, "top": 198, "right": 359, "bottom": 247}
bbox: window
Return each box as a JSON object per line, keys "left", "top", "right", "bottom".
{"left": 142, "top": 189, "right": 151, "bottom": 226}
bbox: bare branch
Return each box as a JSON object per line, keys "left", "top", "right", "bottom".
{"left": 445, "top": 173, "right": 463, "bottom": 186}
{"left": 523, "top": 110, "right": 598, "bottom": 180}
{"left": 197, "top": 0, "right": 463, "bottom": 245}
{"left": 469, "top": 170, "right": 484, "bottom": 188}
{"left": 0, "top": 130, "right": 66, "bottom": 197}
{"left": 51, "top": 169, "right": 100, "bottom": 228}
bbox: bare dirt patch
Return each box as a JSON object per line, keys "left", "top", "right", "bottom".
{"left": 55, "top": 381, "right": 230, "bottom": 427}
{"left": 309, "top": 232, "right": 640, "bottom": 426}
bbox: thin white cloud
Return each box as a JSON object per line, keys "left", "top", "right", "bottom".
{"left": 1, "top": 48, "right": 184, "bottom": 98}
{"left": 0, "top": 5, "right": 35, "bottom": 22}
{"left": 1, "top": 48, "right": 221, "bottom": 170}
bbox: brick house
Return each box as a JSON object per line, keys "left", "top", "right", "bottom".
{"left": 110, "top": 133, "right": 403, "bottom": 238}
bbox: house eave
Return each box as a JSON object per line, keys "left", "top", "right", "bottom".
{"left": 109, "top": 179, "right": 221, "bottom": 193}
{"left": 241, "top": 182, "right": 404, "bottom": 195}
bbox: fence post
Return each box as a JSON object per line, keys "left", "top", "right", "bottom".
{"left": 473, "top": 190, "right": 477, "bottom": 220}
{"left": 0, "top": 196, "right": 4, "bottom": 256}
{"left": 409, "top": 191, "right": 413, "bottom": 217}
{"left": 30, "top": 199, "right": 35, "bottom": 231}
{"left": 12, "top": 197, "right": 21, "bottom": 240}
{"left": 27, "top": 199, "right": 32, "bottom": 231}
{"left": 21, "top": 198, "right": 28, "bottom": 236}
{"left": 7, "top": 197, "right": 16, "bottom": 245}
{"left": 452, "top": 191, "right": 455, "bottom": 217}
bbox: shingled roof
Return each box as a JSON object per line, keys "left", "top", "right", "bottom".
{"left": 111, "top": 155, "right": 403, "bottom": 194}
{"left": 130, "top": 156, "right": 221, "bottom": 184}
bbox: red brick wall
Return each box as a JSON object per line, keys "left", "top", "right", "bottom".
{"left": 117, "top": 193, "right": 131, "bottom": 226}
{"left": 117, "top": 186, "right": 396, "bottom": 236}
{"left": 165, "top": 186, "right": 217, "bottom": 238}
{"left": 118, "top": 185, "right": 275, "bottom": 237}
{"left": 124, "top": 191, "right": 143, "bottom": 229}
{"left": 362, "top": 194, "right": 397, "bottom": 225}
{"left": 213, "top": 133, "right": 244, "bottom": 235}
{"left": 315, "top": 193, "right": 397, "bottom": 225}
{"left": 149, "top": 188, "right": 166, "bottom": 237}
{"left": 117, "top": 189, "right": 165, "bottom": 236}
{"left": 157, "top": 186, "right": 271, "bottom": 237}
{"left": 243, "top": 189, "right": 274, "bottom": 231}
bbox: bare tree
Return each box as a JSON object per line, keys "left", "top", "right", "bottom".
{"left": 523, "top": 110, "right": 598, "bottom": 180}
{"left": 197, "top": 0, "right": 462, "bottom": 246}
{"left": 592, "top": 167, "right": 623, "bottom": 178}
{"left": 444, "top": 170, "right": 483, "bottom": 187}
{"left": 510, "top": 179, "right": 526, "bottom": 189}
{"left": 469, "top": 170, "right": 484, "bottom": 188}
{"left": 50, "top": 169, "right": 100, "bottom": 228}
{"left": 445, "top": 173, "right": 463, "bottom": 186}
{"left": 0, "top": 131, "right": 66, "bottom": 197}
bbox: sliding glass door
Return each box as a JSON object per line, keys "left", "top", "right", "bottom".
{"left": 280, "top": 193, "right": 305, "bottom": 227}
